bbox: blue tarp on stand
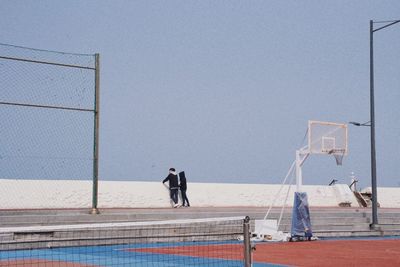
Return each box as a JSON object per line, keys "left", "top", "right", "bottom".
{"left": 291, "top": 192, "right": 313, "bottom": 238}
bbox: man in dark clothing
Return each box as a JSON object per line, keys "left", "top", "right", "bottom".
{"left": 162, "top": 168, "right": 180, "bottom": 208}
{"left": 179, "top": 171, "right": 190, "bottom": 207}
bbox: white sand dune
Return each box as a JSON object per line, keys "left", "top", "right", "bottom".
{"left": 0, "top": 179, "right": 398, "bottom": 209}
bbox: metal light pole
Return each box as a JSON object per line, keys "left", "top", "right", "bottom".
{"left": 369, "top": 19, "right": 400, "bottom": 229}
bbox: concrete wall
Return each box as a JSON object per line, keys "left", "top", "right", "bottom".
{"left": 0, "top": 179, "right": 398, "bottom": 209}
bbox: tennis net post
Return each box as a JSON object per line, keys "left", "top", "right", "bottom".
{"left": 243, "top": 216, "right": 252, "bottom": 267}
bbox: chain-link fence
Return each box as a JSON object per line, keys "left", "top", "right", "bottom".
{"left": 0, "top": 43, "right": 99, "bottom": 211}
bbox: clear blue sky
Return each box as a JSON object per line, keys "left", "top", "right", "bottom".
{"left": 1, "top": 1, "right": 399, "bottom": 188}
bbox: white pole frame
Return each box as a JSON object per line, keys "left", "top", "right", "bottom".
{"left": 295, "top": 147, "right": 309, "bottom": 192}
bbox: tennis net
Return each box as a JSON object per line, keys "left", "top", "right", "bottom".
{"left": 0, "top": 216, "right": 251, "bottom": 266}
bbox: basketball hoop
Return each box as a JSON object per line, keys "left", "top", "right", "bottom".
{"left": 328, "top": 149, "right": 346, "bottom": 166}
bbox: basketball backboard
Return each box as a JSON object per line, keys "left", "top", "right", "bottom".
{"left": 308, "top": 120, "right": 348, "bottom": 155}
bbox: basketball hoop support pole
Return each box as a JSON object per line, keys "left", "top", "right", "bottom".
{"left": 295, "top": 150, "right": 309, "bottom": 192}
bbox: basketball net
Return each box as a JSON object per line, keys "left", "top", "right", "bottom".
{"left": 328, "top": 149, "right": 345, "bottom": 166}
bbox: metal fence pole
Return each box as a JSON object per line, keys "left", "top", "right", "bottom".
{"left": 91, "top": 53, "right": 100, "bottom": 214}
{"left": 243, "top": 216, "right": 251, "bottom": 267}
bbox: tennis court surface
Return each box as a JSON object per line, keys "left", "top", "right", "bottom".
{"left": 1, "top": 214, "right": 400, "bottom": 266}
{"left": 1, "top": 237, "right": 400, "bottom": 266}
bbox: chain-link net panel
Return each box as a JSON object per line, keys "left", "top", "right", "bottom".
{"left": 0, "top": 44, "right": 96, "bottom": 209}
{"left": 0, "top": 44, "right": 95, "bottom": 110}
{"left": 0, "top": 105, "right": 94, "bottom": 180}
{"left": 0, "top": 43, "right": 95, "bottom": 69}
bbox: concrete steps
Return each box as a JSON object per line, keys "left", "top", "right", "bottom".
{"left": 0, "top": 207, "right": 399, "bottom": 238}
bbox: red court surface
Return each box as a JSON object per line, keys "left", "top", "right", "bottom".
{"left": 252, "top": 239, "right": 400, "bottom": 266}
{"left": 136, "top": 239, "right": 400, "bottom": 267}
